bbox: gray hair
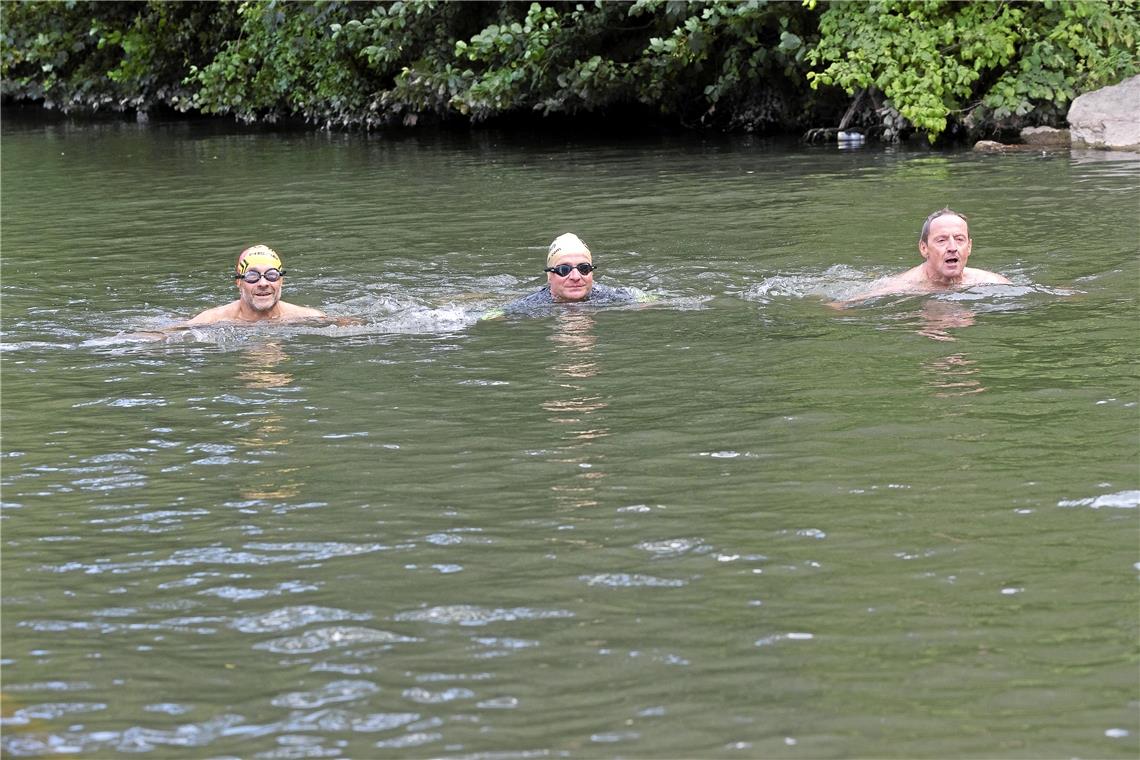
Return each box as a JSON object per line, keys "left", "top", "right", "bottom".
{"left": 920, "top": 208, "right": 969, "bottom": 243}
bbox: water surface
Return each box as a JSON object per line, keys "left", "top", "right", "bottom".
{"left": 2, "top": 113, "right": 1137, "bottom": 758}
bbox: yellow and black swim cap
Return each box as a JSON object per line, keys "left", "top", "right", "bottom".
{"left": 235, "top": 244, "right": 284, "bottom": 275}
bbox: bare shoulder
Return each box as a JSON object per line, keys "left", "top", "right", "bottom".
{"left": 835, "top": 268, "right": 924, "bottom": 306}
{"left": 277, "top": 302, "right": 326, "bottom": 320}
{"left": 184, "top": 302, "right": 240, "bottom": 326}
{"left": 963, "top": 268, "right": 1012, "bottom": 285}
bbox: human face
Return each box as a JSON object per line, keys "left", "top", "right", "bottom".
{"left": 547, "top": 252, "right": 594, "bottom": 302}
{"left": 237, "top": 265, "right": 283, "bottom": 314}
{"left": 920, "top": 214, "right": 972, "bottom": 284}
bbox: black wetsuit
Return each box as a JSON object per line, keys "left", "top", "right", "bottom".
{"left": 497, "top": 284, "right": 648, "bottom": 315}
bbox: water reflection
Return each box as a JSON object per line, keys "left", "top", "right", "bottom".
{"left": 923, "top": 353, "right": 985, "bottom": 398}
{"left": 542, "top": 312, "right": 609, "bottom": 509}
{"left": 235, "top": 342, "right": 301, "bottom": 500}
{"left": 912, "top": 301, "right": 987, "bottom": 398}
{"left": 914, "top": 300, "right": 976, "bottom": 342}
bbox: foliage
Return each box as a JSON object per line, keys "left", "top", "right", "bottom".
{"left": 342, "top": 0, "right": 818, "bottom": 130}
{"left": 2, "top": 0, "right": 1137, "bottom": 140}
{"left": 0, "top": 1, "right": 236, "bottom": 112}
{"left": 186, "top": 1, "right": 376, "bottom": 126}
{"left": 807, "top": 0, "right": 1140, "bottom": 141}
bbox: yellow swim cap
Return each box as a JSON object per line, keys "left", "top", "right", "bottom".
{"left": 547, "top": 233, "right": 592, "bottom": 265}
{"left": 236, "top": 244, "right": 283, "bottom": 275}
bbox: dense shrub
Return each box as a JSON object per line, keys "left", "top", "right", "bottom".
{"left": 807, "top": 0, "right": 1140, "bottom": 141}
{"left": 2, "top": 0, "right": 1137, "bottom": 141}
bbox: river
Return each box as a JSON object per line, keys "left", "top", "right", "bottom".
{"left": 1, "top": 111, "right": 1137, "bottom": 758}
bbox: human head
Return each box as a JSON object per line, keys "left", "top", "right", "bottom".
{"left": 234, "top": 244, "right": 285, "bottom": 314}
{"left": 918, "top": 209, "right": 972, "bottom": 283}
{"left": 919, "top": 208, "right": 968, "bottom": 244}
{"left": 545, "top": 233, "right": 595, "bottom": 302}
{"left": 236, "top": 244, "right": 284, "bottom": 276}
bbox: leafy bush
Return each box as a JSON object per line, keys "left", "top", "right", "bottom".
{"left": 3, "top": 0, "right": 1136, "bottom": 140}
{"left": 807, "top": 0, "right": 1140, "bottom": 141}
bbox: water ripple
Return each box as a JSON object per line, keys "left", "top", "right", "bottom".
{"left": 253, "top": 626, "right": 418, "bottom": 654}
{"left": 1057, "top": 490, "right": 1139, "bottom": 509}
{"left": 402, "top": 686, "right": 475, "bottom": 704}
{"left": 199, "top": 581, "right": 320, "bottom": 600}
{"left": 579, "top": 573, "right": 687, "bottom": 588}
{"left": 635, "top": 538, "right": 708, "bottom": 557}
{"left": 271, "top": 679, "right": 379, "bottom": 708}
{"left": 1, "top": 701, "right": 106, "bottom": 727}
{"left": 233, "top": 605, "right": 371, "bottom": 634}
{"left": 374, "top": 731, "right": 443, "bottom": 749}
{"left": 21, "top": 616, "right": 223, "bottom": 635}
{"left": 393, "top": 605, "right": 575, "bottom": 626}
{"left": 3, "top": 713, "right": 246, "bottom": 754}
{"left": 41, "top": 542, "right": 387, "bottom": 575}
{"left": 1, "top": 681, "right": 94, "bottom": 693}
{"left": 293, "top": 709, "right": 421, "bottom": 733}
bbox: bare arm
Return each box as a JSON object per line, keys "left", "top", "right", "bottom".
{"left": 963, "top": 268, "right": 1012, "bottom": 285}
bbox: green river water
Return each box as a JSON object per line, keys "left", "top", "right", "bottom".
{"left": 1, "top": 112, "right": 1137, "bottom": 758}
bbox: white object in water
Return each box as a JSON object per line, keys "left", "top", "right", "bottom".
{"left": 837, "top": 131, "right": 865, "bottom": 143}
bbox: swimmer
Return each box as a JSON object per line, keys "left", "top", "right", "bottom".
{"left": 839, "top": 208, "right": 1011, "bottom": 304}
{"left": 491, "top": 233, "right": 649, "bottom": 316}
{"left": 185, "top": 245, "right": 326, "bottom": 325}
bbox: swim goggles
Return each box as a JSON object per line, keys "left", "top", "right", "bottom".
{"left": 235, "top": 268, "right": 286, "bottom": 283}
{"left": 544, "top": 263, "right": 596, "bottom": 277}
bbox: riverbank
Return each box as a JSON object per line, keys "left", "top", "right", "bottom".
{"left": 3, "top": 1, "right": 1136, "bottom": 146}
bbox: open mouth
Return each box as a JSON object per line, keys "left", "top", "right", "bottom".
{"left": 944, "top": 257, "right": 960, "bottom": 265}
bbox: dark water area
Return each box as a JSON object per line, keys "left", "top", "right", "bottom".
{"left": 1, "top": 112, "right": 1137, "bottom": 758}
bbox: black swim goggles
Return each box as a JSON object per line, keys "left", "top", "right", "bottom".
{"left": 544, "top": 263, "right": 596, "bottom": 277}
{"left": 235, "top": 268, "right": 286, "bottom": 283}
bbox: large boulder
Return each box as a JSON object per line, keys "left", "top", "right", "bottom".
{"left": 1067, "top": 75, "right": 1140, "bottom": 150}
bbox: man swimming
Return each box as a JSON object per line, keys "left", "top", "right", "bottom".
{"left": 841, "top": 208, "right": 1011, "bottom": 303}
{"left": 185, "top": 245, "right": 326, "bottom": 325}
{"left": 495, "top": 233, "right": 648, "bottom": 315}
